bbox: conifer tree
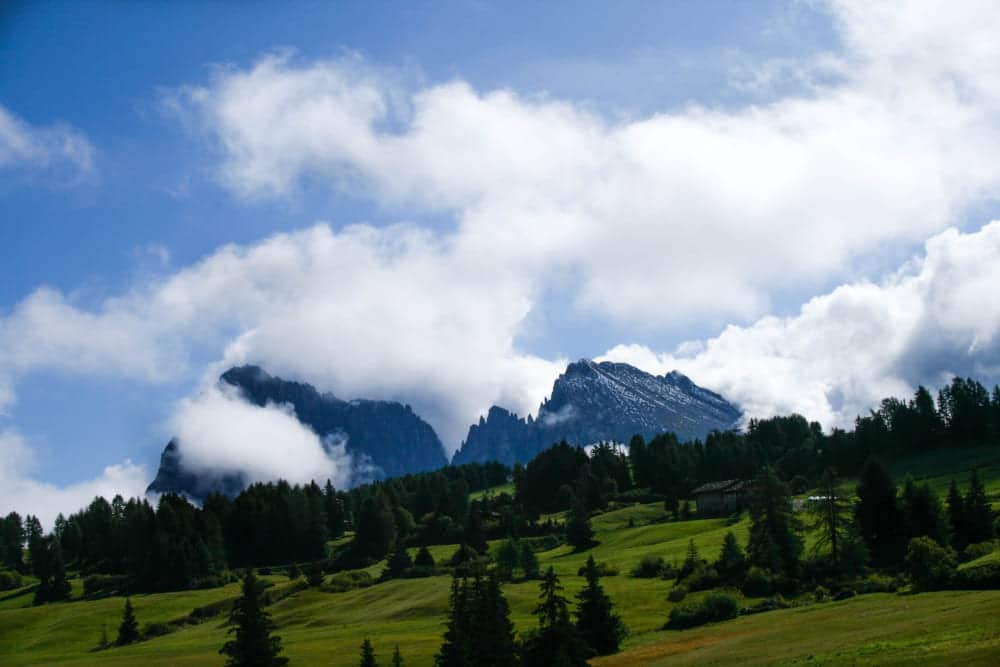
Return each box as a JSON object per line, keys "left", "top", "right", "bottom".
{"left": 436, "top": 575, "right": 471, "bottom": 667}
{"left": 496, "top": 538, "right": 520, "bottom": 581}
{"left": 807, "top": 469, "right": 855, "bottom": 562}
{"left": 48, "top": 539, "right": 71, "bottom": 602}
{"left": 565, "top": 501, "right": 595, "bottom": 551}
{"left": 382, "top": 545, "right": 413, "bottom": 580}
{"left": 519, "top": 543, "right": 540, "bottom": 579}
{"left": 575, "top": 556, "right": 626, "bottom": 656}
{"left": 469, "top": 573, "right": 518, "bottom": 667}
{"left": 747, "top": 467, "right": 803, "bottom": 575}
{"left": 220, "top": 571, "right": 288, "bottom": 667}
{"left": 359, "top": 638, "right": 378, "bottom": 667}
{"left": 521, "top": 567, "right": 589, "bottom": 667}
{"left": 677, "top": 539, "right": 700, "bottom": 581}
{"left": 414, "top": 545, "right": 436, "bottom": 570}
{"left": 966, "top": 468, "right": 996, "bottom": 543}
{"left": 391, "top": 644, "right": 404, "bottom": 667}
{"left": 715, "top": 531, "right": 746, "bottom": 580}
{"left": 947, "top": 479, "right": 968, "bottom": 549}
{"left": 116, "top": 598, "right": 140, "bottom": 646}
{"left": 307, "top": 560, "right": 325, "bottom": 587}
{"left": 855, "top": 457, "right": 903, "bottom": 565}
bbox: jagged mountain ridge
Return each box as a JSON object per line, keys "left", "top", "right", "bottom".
{"left": 146, "top": 366, "right": 448, "bottom": 499}
{"left": 451, "top": 359, "right": 741, "bottom": 466}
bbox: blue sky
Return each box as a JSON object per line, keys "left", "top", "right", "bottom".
{"left": 4, "top": 1, "right": 1000, "bottom": 524}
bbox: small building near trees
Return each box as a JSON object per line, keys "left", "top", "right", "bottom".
{"left": 691, "top": 479, "right": 752, "bottom": 516}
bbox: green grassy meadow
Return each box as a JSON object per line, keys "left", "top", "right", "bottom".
{"left": 2, "top": 456, "right": 999, "bottom": 666}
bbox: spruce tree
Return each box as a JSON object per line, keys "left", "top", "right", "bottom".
{"left": 966, "top": 468, "right": 996, "bottom": 543}
{"left": 747, "top": 467, "right": 803, "bottom": 575}
{"left": 359, "top": 638, "right": 378, "bottom": 667}
{"left": 565, "top": 501, "right": 595, "bottom": 551}
{"left": 414, "top": 545, "right": 436, "bottom": 571}
{"left": 391, "top": 644, "right": 404, "bottom": 667}
{"left": 855, "top": 457, "right": 903, "bottom": 565}
{"left": 715, "top": 531, "right": 746, "bottom": 580}
{"left": 116, "top": 598, "right": 141, "bottom": 646}
{"left": 496, "top": 538, "right": 520, "bottom": 581}
{"left": 807, "top": 469, "right": 855, "bottom": 563}
{"left": 469, "top": 573, "right": 518, "bottom": 667}
{"left": 382, "top": 545, "right": 413, "bottom": 580}
{"left": 575, "top": 556, "right": 626, "bottom": 656}
{"left": 521, "top": 567, "right": 589, "bottom": 667}
{"left": 519, "top": 543, "right": 540, "bottom": 579}
{"left": 947, "top": 479, "right": 968, "bottom": 549}
{"left": 220, "top": 571, "right": 288, "bottom": 667}
{"left": 307, "top": 560, "right": 325, "bottom": 587}
{"left": 677, "top": 539, "right": 700, "bottom": 581}
{"left": 435, "top": 575, "right": 471, "bottom": 667}
{"left": 48, "top": 540, "right": 71, "bottom": 602}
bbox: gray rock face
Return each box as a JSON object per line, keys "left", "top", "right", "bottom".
{"left": 146, "top": 366, "right": 448, "bottom": 500}
{"left": 452, "top": 359, "right": 741, "bottom": 466}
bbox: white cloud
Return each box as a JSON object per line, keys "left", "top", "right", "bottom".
{"left": 168, "top": 1, "right": 1000, "bottom": 328}
{"left": 171, "top": 383, "right": 355, "bottom": 488}
{"left": 601, "top": 221, "right": 1000, "bottom": 430}
{"left": 0, "top": 104, "right": 94, "bottom": 181}
{"left": 0, "top": 430, "right": 148, "bottom": 530}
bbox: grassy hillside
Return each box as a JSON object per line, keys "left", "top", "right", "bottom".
{"left": 2, "top": 461, "right": 998, "bottom": 666}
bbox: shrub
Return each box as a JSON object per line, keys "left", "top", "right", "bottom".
{"left": 832, "top": 588, "right": 856, "bottom": 601}
{"left": 577, "top": 561, "right": 619, "bottom": 577}
{"left": 328, "top": 571, "right": 374, "bottom": 593}
{"left": 667, "top": 585, "right": 687, "bottom": 603}
{"left": 82, "top": 574, "right": 130, "bottom": 598}
{"left": 285, "top": 563, "right": 302, "bottom": 580}
{"left": 741, "top": 595, "right": 790, "bottom": 615}
{"left": 142, "top": 622, "right": 172, "bottom": 639}
{"left": 678, "top": 562, "right": 719, "bottom": 592}
{"left": 631, "top": 555, "right": 665, "bottom": 578}
{"left": 813, "top": 585, "right": 829, "bottom": 602}
{"left": 741, "top": 566, "right": 774, "bottom": 596}
{"left": 666, "top": 592, "right": 740, "bottom": 629}
{"left": 954, "top": 562, "right": 1000, "bottom": 590}
{"left": 962, "top": 541, "right": 998, "bottom": 562}
{"left": 192, "top": 575, "right": 226, "bottom": 590}
{"left": 855, "top": 573, "right": 898, "bottom": 594}
{"left": 906, "top": 536, "right": 958, "bottom": 591}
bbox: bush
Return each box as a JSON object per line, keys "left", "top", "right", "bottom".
{"left": 854, "top": 573, "right": 899, "bottom": 594}
{"left": 678, "top": 562, "right": 719, "bottom": 592}
{"left": 832, "top": 588, "right": 856, "bottom": 601}
{"left": 142, "top": 622, "right": 172, "bottom": 639}
{"left": 666, "top": 592, "right": 740, "bottom": 629}
{"left": 632, "top": 555, "right": 665, "bottom": 578}
{"left": 192, "top": 575, "right": 226, "bottom": 590}
{"left": 667, "top": 585, "right": 687, "bottom": 603}
{"left": 328, "top": 571, "right": 374, "bottom": 593}
{"left": 82, "top": 574, "right": 130, "bottom": 598}
{"left": 577, "top": 561, "right": 619, "bottom": 577}
{"left": 954, "top": 562, "right": 1000, "bottom": 590}
{"left": 813, "top": 585, "right": 829, "bottom": 602}
{"left": 741, "top": 595, "right": 790, "bottom": 615}
{"left": 741, "top": 566, "right": 774, "bottom": 596}
{"left": 962, "top": 541, "right": 998, "bottom": 562}
{"left": 0, "top": 571, "right": 23, "bottom": 591}
{"left": 906, "top": 537, "right": 958, "bottom": 591}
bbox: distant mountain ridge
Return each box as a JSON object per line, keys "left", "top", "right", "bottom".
{"left": 451, "top": 359, "right": 741, "bottom": 466}
{"left": 148, "top": 360, "right": 740, "bottom": 499}
{"left": 147, "top": 365, "right": 448, "bottom": 500}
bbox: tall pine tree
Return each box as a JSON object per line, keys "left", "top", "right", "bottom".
{"left": 575, "top": 556, "right": 626, "bottom": 656}
{"left": 521, "top": 567, "right": 589, "bottom": 667}
{"left": 359, "top": 638, "right": 378, "bottom": 667}
{"left": 220, "top": 571, "right": 288, "bottom": 667}
{"left": 116, "top": 597, "right": 140, "bottom": 646}
{"left": 855, "top": 457, "right": 903, "bottom": 565}
{"left": 966, "top": 468, "right": 996, "bottom": 543}
{"left": 747, "top": 467, "right": 802, "bottom": 575}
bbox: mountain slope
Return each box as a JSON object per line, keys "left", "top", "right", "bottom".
{"left": 452, "top": 359, "right": 741, "bottom": 465}
{"left": 146, "top": 366, "right": 448, "bottom": 499}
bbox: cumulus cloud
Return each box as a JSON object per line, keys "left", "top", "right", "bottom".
{"left": 171, "top": 383, "right": 355, "bottom": 488}
{"left": 167, "top": 1, "right": 1000, "bottom": 328}
{"left": 0, "top": 430, "right": 148, "bottom": 530}
{"left": 600, "top": 222, "right": 1000, "bottom": 430}
{"left": 0, "top": 104, "right": 94, "bottom": 182}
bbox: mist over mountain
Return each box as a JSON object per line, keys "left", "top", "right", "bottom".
{"left": 148, "top": 360, "right": 740, "bottom": 499}
{"left": 453, "top": 359, "right": 741, "bottom": 466}
{"left": 147, "top": 366, "right": 448, "bottom": 500}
